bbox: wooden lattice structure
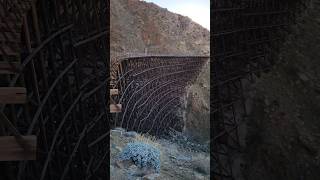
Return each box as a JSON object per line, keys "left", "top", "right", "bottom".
{"left": 212, "top": 0, "right": 311, "bottom": 179}
{"left": 110, "top": 56, "right": 209, "bottom": 136}
{"left": 0, "top": 0, "right": 108, "bottom": 179}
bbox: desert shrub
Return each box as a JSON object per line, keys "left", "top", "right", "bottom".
{"left": 118, "top": 142, "right": 161, "bottom": 173}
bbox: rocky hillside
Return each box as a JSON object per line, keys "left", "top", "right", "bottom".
{"left": 244, "top": 2, "right": 320, "bottom": 179}
{"left": 110, "top": 0, "right": 210, "bottom": 142}
{"left": 110, "top": 0, "right": 210, "bottom": 58}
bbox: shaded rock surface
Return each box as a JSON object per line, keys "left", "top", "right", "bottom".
{"left": 245, "top": 3, "right": 320, "bottom": 180}
{"left": 183, "top": 60, "right": 210, "bottom": 143}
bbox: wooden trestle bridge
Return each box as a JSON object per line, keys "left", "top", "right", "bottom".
{"left": 0, "top": 0, "right": 313, "bottom": 179}
{"left": 213, "top": 0, "right": 310, "bottom": 179}
{"left": 0, "top": 0, "right": 108, "bottom": 179}
{"left": 0, "top": 0, "right": 209, "bottom": 179}
{"left": 109, "top": 56, "right": 209, "bottom": 135}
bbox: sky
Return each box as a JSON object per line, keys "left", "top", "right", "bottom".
{"left": 143, "top": 0, "right": 210, "bottom": 30}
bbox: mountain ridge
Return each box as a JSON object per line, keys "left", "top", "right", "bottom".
{"left": 110, "top": 0, "right": 210, "bottom": 60}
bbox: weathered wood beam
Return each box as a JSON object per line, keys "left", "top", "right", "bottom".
{"left": 110, "top": 104, "right": 122, "bottom": 113}
{"left": 0, "top": 62, "right": 20, "bottom": 74}
{"left": 0, "top": 135, "right": 37, "bottom": 161}
{"left": 0, "top": 87, "right": 27, "bottom": 104}
{"left": 110, "top": 89, "right": 118, "bottom": 96}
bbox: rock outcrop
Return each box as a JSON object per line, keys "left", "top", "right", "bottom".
{"left": 183, "top": 60, "right": 210, "bottom": 143}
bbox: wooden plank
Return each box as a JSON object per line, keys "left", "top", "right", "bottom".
{"left": 0, "top": 87, "right": 26, "bottom": 104}
{"left": 110, "top": 104, "right": 122, "bottom": 113}
{"left": 0, "top": 61, "right": 20, "bottom": 74}
{"left": 110, "top": 89, "right": 119, "bottom": 96}
{"left": 0, "top": 135, "right": 37, "bottom": 161}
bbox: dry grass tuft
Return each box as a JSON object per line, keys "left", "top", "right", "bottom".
{"left": 133, "top": 133, "right": 160, "bottom": 149}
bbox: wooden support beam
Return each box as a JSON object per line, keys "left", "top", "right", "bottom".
{"left": 110, "top": 104, "right": 122, "bottom": 113}
{"left": 0, "top": 87, "right": 26, "bottom": 104}
{"left": 0, "top": 135, "right": 37, "bottom": 161}
{"left": 110, "top": 89, "right": 119, "bottom": 96}
{"left": 0, "top": 62, "right": 20, "bottom": 74}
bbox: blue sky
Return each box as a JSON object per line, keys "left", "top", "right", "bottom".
{"left": 143, "top": 0, "right": 210, "bottom": 30}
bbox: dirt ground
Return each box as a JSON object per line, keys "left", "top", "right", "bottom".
{"left": 110, "top": 129, "right": 210, "bottom": 180}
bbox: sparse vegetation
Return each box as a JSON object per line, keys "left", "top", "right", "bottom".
{"left": 110, "top": 129, "right": 210, "bottom": 180}
{"left": 118, "top": 142, "right": 161, "bottom": 173}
